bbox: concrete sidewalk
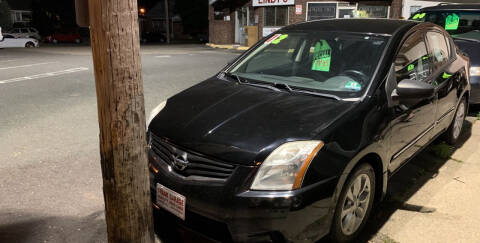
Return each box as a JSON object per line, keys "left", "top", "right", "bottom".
{"left": 366, "top": 116, "right": 480, "bottom": 243}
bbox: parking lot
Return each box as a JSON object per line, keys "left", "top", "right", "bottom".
{"left": 1, "top": 45, "right": 479, "bottom": 243}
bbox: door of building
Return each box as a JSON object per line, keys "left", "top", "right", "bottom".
{"left": 338, "top": 2, "right": 357, "bottom": 18}
{"left": 235, "top": 7, "right": 248, "bottom": 45}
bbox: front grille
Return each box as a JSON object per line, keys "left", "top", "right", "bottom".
{"left": 150, "top": 133, "right": 236, "bottom": 180}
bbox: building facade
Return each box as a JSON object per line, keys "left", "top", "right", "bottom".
{"left": 209, "top": 0, "right": 403, "bottom": 45}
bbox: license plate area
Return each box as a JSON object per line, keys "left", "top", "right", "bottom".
{"left": 156, "top": 183, "right": 186, "bottom": 220}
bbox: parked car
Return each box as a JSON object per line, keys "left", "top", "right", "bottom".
{"left": 411, "top": 4, "right": 480, "bottom": 104}
{"left": 140, "top": 31, "right": 166, "bottom": 43}
{"left": 0, "top": 35, "right": 39, "bottom": 48}
{"left": 4, "top": 27, "right": 41, "bottom": 40}
{"left": 147, "top": 19, "right": 470, "bottom": 242}
{"left": 45, "top": 31, "right": 82, "bottom": 44}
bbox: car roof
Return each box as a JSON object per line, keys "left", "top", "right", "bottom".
{"left": 282, "top": 18, "right": 419, "bottom": 36}
{"left": 419, "top": 4, "right": 480, "bottom": 11}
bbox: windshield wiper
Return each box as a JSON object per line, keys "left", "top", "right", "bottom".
{"left": 273, "top": 82, "right": 293, "bottom": 92}
{"left": 289, "top": 88, "right": 341, "bottom": 100}
{"left": 222, "top": 72, "right": 281, "bottom": 92}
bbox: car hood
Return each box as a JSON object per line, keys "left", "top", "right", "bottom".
{"left": 149, "top": 78, "right": 357, "bottom": 165}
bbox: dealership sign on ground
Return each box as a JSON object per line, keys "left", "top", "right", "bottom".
{"left": 253, "top": 0, "right": 295, "bottom": 7}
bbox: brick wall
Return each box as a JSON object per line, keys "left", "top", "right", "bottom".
{"left": 209, "top": 0, "right": 403, "bottom": 45}
{"left": 390, "top": 0, "right": 403, "bottom": 19}
{"left": 208, "top": 6, "right": 235, "bottom": 45}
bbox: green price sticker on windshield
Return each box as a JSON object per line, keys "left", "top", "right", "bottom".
{"left": 408, "top": 64, "right": 415, "bottom": 72}
{"left": 445, "top": 13, "right": 460, "bottom": 30}
{"left": 412, "top": 13, "right": 426, "bottom": 20}
{"left": 271, "top": 34, "right": 289, "bottom": 45}
{"left": 312, "top": 40, "right": 331, "bottom": 72}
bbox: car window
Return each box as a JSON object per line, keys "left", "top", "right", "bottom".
{"left": 229, "top": 31, "right": 388, "bottom": 98}
{"left": 411, "top": 11, "right": 480, "bottom": 37}
{"left": 426, "top": 31, "right": 450, "bottom": 69}
{"left": 395, "top": 33, "right": 433, "bottom": 83}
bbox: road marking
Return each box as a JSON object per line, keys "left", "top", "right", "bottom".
{"left": 155, "top": 55, "right": 171, "bottom": 58}
{"left": 0, "top": 59, "right": 15, "bottom": 63}
{"left": 0, "top": 62, "right": 56, "bottom": 70}
{"left": 0, "top": 67, "right": 89, "bottom": 84}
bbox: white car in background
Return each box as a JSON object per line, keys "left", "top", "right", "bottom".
{"left": 0, "top": 36, "right": 39, "bottom": 48}
{"left": 3, "top": 27, "right": 41, "bottom": 40}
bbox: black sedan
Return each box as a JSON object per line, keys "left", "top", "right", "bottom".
{"left": 147, "top": 19, "right": 470, "bottom": 242}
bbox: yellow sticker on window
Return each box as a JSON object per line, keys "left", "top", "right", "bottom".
{"left": 412, "top": 13, "right": 426, "bottom": 20}
{"left": 271, "top": 34, "right": 288, "bottom": 45}
{"left": 312, "top": 40, "right": 331, "bottom": 72}
{"left": 445, "top": 13, "right": 460, "bottom": 30}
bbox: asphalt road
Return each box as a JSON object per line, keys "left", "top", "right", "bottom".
{"left": 0, "top": 44, "right": 238, "bottom": 243}
{"left": 1, "top": 45, "right": 479, "bottom": 243}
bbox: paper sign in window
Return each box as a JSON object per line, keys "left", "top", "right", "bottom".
{"left": 312, "top": 40, "right": 331, "bottom": 72}
{"left": 445, "top": 13, "right": 460, "bottom": 30}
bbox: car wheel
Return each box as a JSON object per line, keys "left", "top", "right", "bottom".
{"left": 330, "top": 163, "right": 375, "bottom": 242}
{"left": 444, "top": 97, "right": 467, "bottom": 145}
{"left": 25, "top": 42, "right": 35, "bottom": 48}
{"left": 53, "top": 39, "right": 58, "bottom": 44}
{"left": 75, "top": 38, "right": 81, "bottom": 44}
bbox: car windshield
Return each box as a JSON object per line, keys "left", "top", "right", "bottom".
{"left": 411, "top": 10, "right": 480, "bottom": 41}
{"left": 228, "top": 31, "right": 389, "bottom": 98}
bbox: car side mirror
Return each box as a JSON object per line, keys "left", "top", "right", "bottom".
{"left": 393, "top": 79, "right": 435, "bottom": 100}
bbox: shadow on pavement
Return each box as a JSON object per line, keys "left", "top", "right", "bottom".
{"left": 355, "top": 119, "right": 474, "bottom": 243}
{"left": 0, "top": 210, "right": 106, "bottom": 243}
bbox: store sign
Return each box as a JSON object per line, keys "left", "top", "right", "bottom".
{"left": 357, "top": 5, "right": 389, "bottom": 18}
{"left": 296, "top": 5, "right": 302, "bottom": 15}
{"left": 253, "top": 0, "right": 294, "bottom": 7}
{"left": 263, "top": 27, "right": 281, "bottom": 37}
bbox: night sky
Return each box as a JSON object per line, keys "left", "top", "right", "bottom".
{"left": 4, "top": 0, "right": 208, "bottom": 35}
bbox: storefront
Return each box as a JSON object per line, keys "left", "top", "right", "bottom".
{"left": 209, "top": 0, "right": 402, "bottom": 45}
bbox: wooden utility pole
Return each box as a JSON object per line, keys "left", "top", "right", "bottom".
{"left": 87, "top": 0, "right": 154, "bottom": 242}
{"left": 164, "top": 0, "right": 170, "bottom": 44}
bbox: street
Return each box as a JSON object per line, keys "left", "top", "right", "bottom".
{"left": 1, "top": 45, "right": 480, "bottom": 243}
{"left": 0, "top": 45, "right": 238, "bottom": 243}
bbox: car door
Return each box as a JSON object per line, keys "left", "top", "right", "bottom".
{"left": 11, "top": 29, "right": 20, "bottom": 38}
{"left": 20, "top": 28, "right": 29, "bottom": 38}
{"left": 388, "top": 31, "right": 437, "bottom": 172}
{"left": 425, "top": 31, "right": 459, "bottom": 131}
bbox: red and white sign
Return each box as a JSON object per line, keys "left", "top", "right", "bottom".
{"left": 295, "top": 4, "right": 302, "bottom": 15}
{"left": 156, "top": 184, "right": 186, "bottom": 220}
{"left": 253, "top": 0, "right": 294, "bottom": 7}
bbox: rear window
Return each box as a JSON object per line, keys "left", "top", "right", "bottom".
{"left": 411, "top": 10, "right": 480, "bottom": 38}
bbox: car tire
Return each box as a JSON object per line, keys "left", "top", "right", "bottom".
{"left": 53, "top": 39, "right": 58, "bottom": 44}
{"left": 75, "top": 38, "right": 81, "bottom": 44}
{"left": 444, "top": 97, "right": 467, "bottom": 145}
{"left": 25, "top": 42, "right": 35, "bottom": 48}
{"left": 330, "top": 163, "right": 375, "bottom": 242}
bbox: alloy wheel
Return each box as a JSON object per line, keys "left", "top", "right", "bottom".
{"left": 340, "top": 173, "right": 371, "bottom": 235}
{"left": 453, "top": 101, "right": 465, "bottom": 140}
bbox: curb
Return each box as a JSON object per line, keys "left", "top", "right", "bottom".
{"left": 206, "top": 43, "right": 249, "bottom": 51}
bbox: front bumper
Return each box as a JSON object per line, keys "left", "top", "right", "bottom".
{"left": 148, "top": 150, "right": 337, "bottom": 242}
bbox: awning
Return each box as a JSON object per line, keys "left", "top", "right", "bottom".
{"left": 210, "top": 0, "right": 250, "bottom": 10}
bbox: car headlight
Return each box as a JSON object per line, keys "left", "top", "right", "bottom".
{"left": 471, "top": 66, "right": 480, "bottom": 76}
{"left": 251, "top": 141, "right": 324, "bottom": 191}
{"left": 147, "top": 100, "right": 166, "bottom": 126}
